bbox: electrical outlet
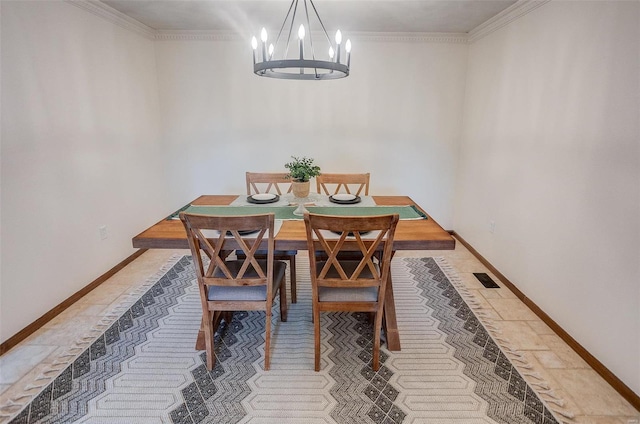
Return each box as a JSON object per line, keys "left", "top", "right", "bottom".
{"left": 99, "top": 225, "right": 108, "bottom": 240}
{"left": 489, "top": 220, "right": 496, "bottom": 234}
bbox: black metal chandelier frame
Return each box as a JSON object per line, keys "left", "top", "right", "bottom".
{"left": 252, "top": 0, "right": 350, "bottom": 80}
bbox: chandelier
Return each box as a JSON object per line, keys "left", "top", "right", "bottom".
{"left": 251, "top": 0, "right": 351, "bottom": 80}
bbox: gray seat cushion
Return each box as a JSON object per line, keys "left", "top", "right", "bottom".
{"left": 318, "top": 286, "right": 378, "bottom": 302}
{"left": 238, "top": 249, "right": 298, "bottom": 257}
{"left": 315, "top": 260, "right": 379, "bottom": 302}
{"left": 207, "top": 260, "right": 287, "bottom": 301}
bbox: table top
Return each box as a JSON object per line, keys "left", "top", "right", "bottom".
{"left": 132, "top": 194, "right": 455, "bottom": 251}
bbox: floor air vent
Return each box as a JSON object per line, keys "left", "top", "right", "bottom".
{"left": 473, "top": 273, "right": 500, "bottom": 288}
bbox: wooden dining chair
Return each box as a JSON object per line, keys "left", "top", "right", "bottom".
{"left": 316, "top": 173, "right": 370, "bottom": 196}
{"left": 303, "top": 212, "right": 399, "bottom": 371}
{"left": 246, "top": 172, "right": 293, "bottom": 195}
{"left": 180, "top": 212, "right": 288, "bottom": 371}
{"left": 240, "top": 172, "right": 298, "bottom": 303}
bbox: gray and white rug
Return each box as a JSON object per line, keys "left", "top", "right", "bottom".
{"left": 4, "top": 256, "right": 565, "bottom": 424}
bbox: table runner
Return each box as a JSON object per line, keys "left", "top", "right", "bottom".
{"left": 180, "top": 205, "right": 427, "bottom": 220}
{"left": 231, "top": 193, "right": 378, "bottom": 207}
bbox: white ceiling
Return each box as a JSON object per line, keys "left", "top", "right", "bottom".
{"left": 100, "top": 0, "right": 517, "bottom": 34}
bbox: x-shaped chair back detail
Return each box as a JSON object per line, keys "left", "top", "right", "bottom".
{"left": 182, "top": 213, "right": 272, "bottom": 286}
{"left": 243, "top": 171, "right": 300, "bottom": 303}
{"left": 179, "top": 212, "right": 287, "bottom": 371}
{"left": 304, "top": 212, "right": 399, "bottom": 371}
{"left": 316, "top": 173, "right": 370, "bottom": 196}
{"left": 246, "top": 172, "right": 293, "bottom": 195}
{"left": 313, "top": 224, "right": 386, "bottom": 286}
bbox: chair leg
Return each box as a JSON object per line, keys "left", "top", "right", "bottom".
{"left": 289, "top": 255, "right": 297, "bottom": 303}
{"left": 279, "top": 280, "right": 288, "bottom": 322}
{"left": 203, "top": 312, "right": 216, "bottom": 371}
{"left": 264, "top": 305, "right": 272, "bottom": 371}
{"left": 314, "top": 307, "right": 321, "bottom": 372}
{"left": 372, "top": 311, "right": 383, "bottom": 371}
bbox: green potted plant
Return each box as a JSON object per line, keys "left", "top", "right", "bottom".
{"left": 285, "top": 156, "right": 321, "bottom": 198}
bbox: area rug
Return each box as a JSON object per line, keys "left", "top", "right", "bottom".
{"left": 2, "top": 255, "right": 569, "bottom": 424}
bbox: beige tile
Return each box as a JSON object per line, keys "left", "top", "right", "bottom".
{"left": 463, "top": 289, "right": 503, "bottom": 321}
{"left": 43, "top": 303, "right": 110, "bottom": 328}
{"left": 533, "top": 350, "right": 569, "bottom": 369}
{"left": 455, "top": 272, "right": 487, "bottom": 290}
{"left": 0, "top": 384, "right": 11, "bottom": 396}
{"left": 487, "top": 297, "right": 540, "bottom": 321}
{"left": 478, "top": 288, "right": 504, "bottom": 299}
{"left": 22, "top": 316, "right": 100, "bottom": 348}
{"left": 75, "top": 282, "right": 131, "bottom": 305}
{"left": 443, "top": 256, "right": 490, "bottom": 273}
{"left": 494, "top": 321, "right": 549, "bottom": 351}
{"left": 540, "top": 334, "right": 591, "bottom": 369}
{"left": 494, "top": 285, "right": 518, "bottom": 299}
{"left": 574, "top": 416, "right": 640, "bottom": 424}
{"left": 0, "top": 344, "right": 58, "bottom": 384}
{"left": 527, "top": 320, "right": 556, "bottom": 335}
{"left": 548, "top": 369, "right": 638, "bottom": 416}
{"left": 0, "top": 360, "right": 60, "bottom": 409}
{"left": 514, "top": 352, "right": 586, "bottom": 416}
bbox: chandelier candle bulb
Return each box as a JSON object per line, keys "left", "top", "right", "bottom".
{"left": 298, "top": 24, "right": 305, "bottom": 73}
{"left": 298, "top": 24, "right": 305, "bottom": 59}
{"left": 268, "top": 43, "right": 274, "bottom": 60}
{"left": 251, "top": 36, "right": 258, "bottom": 64}
{"left": 260, "top": 27, "right": 268, "bottom": 62}
{"left": 335, "top": 30, "right": 342, "bottom": 63}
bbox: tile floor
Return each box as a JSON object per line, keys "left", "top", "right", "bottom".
{"left": 0, "top": 242, "right": 638, "bottom": 423}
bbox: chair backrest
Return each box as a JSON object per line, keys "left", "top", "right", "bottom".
{"left": 304, "top": 213, "right": 398, "bottom": 295}
{"left": 315, "top": 173, "right": 370, "bottom": 196}
{"left": 246, "top": 172, "right": 293, "bottom": 195}
{"left": 180, "top": 212, "right": 276, "bottom": 295}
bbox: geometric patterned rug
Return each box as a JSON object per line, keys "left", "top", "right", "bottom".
{"left": 3, "top": 255, "right": 565, "bottom": 424}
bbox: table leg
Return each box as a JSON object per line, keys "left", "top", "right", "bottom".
{"left": 383, "top": 254, "right": 401, "bottom": 351}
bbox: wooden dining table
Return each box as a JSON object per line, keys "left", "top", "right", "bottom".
{"left": 132, "top": 194, "right": 455, "bottom": 351}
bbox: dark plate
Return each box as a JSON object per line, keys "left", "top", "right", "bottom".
{"left": 226, "top": 229, "right": 260, "bottom": 236}
{"left": 247, "top": 194, "right": 280, "bottom": 204}
{"left": 330, "top": 230, "right": 371, "bottom": 237}
{"left": 329, "top": 195, "right": 361, "bottom": 204}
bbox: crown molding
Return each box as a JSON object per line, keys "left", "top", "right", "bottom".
{"left": 468, "top": 0, "right": 551, "bottom": 43}
{"left": 155, "top": 31, "right": 238, "bottom": 41}
{"left": 155, "top": 30, "right": 468, "bottom": 44}
{"left": 66, "top": 0, "right": 156, "bottom": 39}
{"left": 351, "top": 32, "right": 468, "bottom": 44}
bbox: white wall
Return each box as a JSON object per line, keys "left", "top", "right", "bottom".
{"left": 155, "top": 36, "right": 467, "bottom": 228}
{"left": 0, "top": 1, "right": 166, "bottom": 342}
{"left": 455, "top": 1, "right": 640, "bottom": 393}
{"left": 0, "top": 2, "right": 466, "bottom": 344}
{"left": 5, "top": 0, "right": 637, "bottom": 399}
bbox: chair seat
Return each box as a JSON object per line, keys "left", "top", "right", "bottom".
{"left": 208, "top": 260, "right": 287, "bottom": 301}
{"left": 318, "top": 286, "right": 378, "bottom": 302}
{"left": 238, "top": 249, "right": 298, "bottom": 257}
{"left": 236, "top": 249, "right": 298, "bottom": 304}
{"left": 316, "top": 260, "right": 379, "bottom": 302}
{"left": 315, "top": 251, "right": 365, "bottom": 261}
